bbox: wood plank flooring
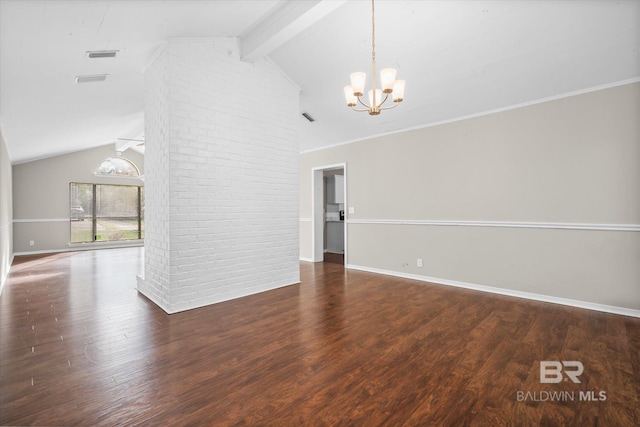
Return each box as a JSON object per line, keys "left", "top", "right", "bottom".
{"left": 323, "top": 252, "right": 344, "bottom": 265}
{"left": 1, "top": 247, "right": 639, "bottom": 426}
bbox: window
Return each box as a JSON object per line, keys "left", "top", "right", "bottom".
{"left": 94, "top": 157, "right": 140, "bottom": 177}
{"left": 70, "top": 183, "right": 144, "bottom": 243}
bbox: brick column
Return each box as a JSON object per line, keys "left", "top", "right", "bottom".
{"left": 138, "top": 39, "right": 300, "bottom": 313}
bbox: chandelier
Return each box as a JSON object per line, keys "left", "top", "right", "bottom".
{"left": 343, "top": 0, "right": 406, "bottom": 115}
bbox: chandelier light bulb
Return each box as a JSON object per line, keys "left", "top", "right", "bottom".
{"left": 380, "top": 68, "right": 397, "bottom": 93}
{"left": 368, "top": 89, "right": 383, "bottom": 109}
{"left": 344, "top": 86, "right": 357, "bottom": 107}
{"left": 350, "top": 72, "right": 366, "bottom": 97}
{"left": 392, "top": 80, "right": 406, "bottom": 102}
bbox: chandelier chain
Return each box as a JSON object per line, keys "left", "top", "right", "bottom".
{"left": 370, "top": 0, "right": 377, "bottom": 108}
{"left": 371, "top": 0, "right": 376, "bottom": 65}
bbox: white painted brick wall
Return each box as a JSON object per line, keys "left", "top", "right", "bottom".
{"left": 138, "top": 39, "right": 300, "bottom": 313}
{"left": 137, "top": 45, "right": 172, "bottom": 311}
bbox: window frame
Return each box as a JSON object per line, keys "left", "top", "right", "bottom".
{"left": 69, "top": 182, "right": 144, "bottom": 243}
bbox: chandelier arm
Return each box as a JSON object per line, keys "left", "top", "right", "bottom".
{"left": 379, "top": 100, "right": 400, "bottom": 111}
{"left": 350, "top": 106, "right": 371, "bottom": 113}
{"left": 356, "top": 96, "right": 371, "bottom": 109}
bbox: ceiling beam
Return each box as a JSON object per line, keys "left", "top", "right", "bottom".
{"left": 241, "top": 0, "right": 347, "bottom": 63}
{"left": 115, "top": 138, "right": 144, "bottom": 153}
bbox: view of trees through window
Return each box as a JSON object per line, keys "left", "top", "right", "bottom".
{"left": 70, "top": 183, "right": 145, "bottom": 243}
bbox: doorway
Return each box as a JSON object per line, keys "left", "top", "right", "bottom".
{"left": 312, "top": 163, "right": 347, "bottom": 265}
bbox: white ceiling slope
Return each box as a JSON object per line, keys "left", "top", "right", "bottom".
{"left": 1, "top": 1, "right": 638, "bottom": 164}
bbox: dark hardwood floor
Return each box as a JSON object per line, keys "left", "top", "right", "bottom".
{"left": 323, "top": 252, "right": 344, "bottom": 265}
{"left": 1, "top": 248, "right": 639, "bottom": 426}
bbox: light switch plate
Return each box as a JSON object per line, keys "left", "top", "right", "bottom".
{"left": 348, "top": 207, "right": 355, "bottom": 214}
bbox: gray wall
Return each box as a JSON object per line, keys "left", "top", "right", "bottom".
{"left": 300, "top": 82, "right": 640, "bottom": 312}
{"left": 12, "top": 144, "right": 144, "bottom": 254}
{"left": 0, "top": 130, "right": 13, "bottom": 294}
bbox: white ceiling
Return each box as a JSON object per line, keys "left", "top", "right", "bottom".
{"left": 1, "top": 0, "right": 638, "bottom": 164}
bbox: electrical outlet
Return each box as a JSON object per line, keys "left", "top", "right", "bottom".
{"left": 29, "top": 240, "right": 35, "bottom": 246}
{"left": 417, "top": 258, "right": 423, "bottom": 268}
{"left": 348, "top": 207, "right": 355, "bottom": 214}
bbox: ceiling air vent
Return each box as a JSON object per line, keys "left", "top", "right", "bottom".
{"left": 75, "top": 74, "right": 108, "bottom": 84}
{"left": 86, "top": 50, "right": 119, "bottom": 59}
{"left": 302, "top": 112, "right": 315, "bottom": 122}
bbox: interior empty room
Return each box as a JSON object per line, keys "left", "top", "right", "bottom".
{"left": 0, "top": 1, "right": 639, "bottom": 425}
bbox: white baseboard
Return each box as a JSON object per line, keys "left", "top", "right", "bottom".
{"left": 346, "top": 264, "right": 640, "bottom": 319}
{"left": 299, "top": 257, "right": 314, "bottom": 263}
{"left": 0, "top": 254, "right": 14, "bottom": 296}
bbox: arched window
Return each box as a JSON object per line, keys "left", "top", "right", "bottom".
{"left": 95, "top": 157, "right": 140, "bottom": 177}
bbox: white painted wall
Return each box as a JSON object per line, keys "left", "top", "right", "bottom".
{"left": 139, "top": 38, "right": 300, "bottom": 314}
{"left": 0, "top": 130, "right": 13, "bottom": 294}
{"left": 300, "top": 81, "right": 640, "bottom": 314}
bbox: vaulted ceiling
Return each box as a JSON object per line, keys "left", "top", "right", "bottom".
{"left": 1, "top": 0, "right": 638, "bottom": 164}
